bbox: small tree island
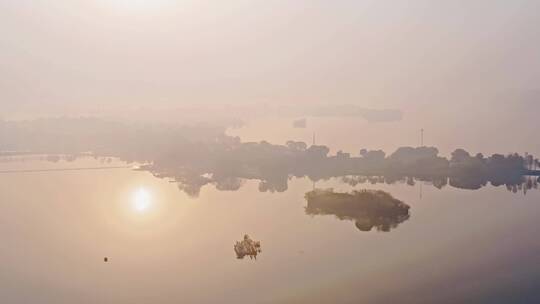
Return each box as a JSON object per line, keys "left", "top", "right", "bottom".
{"left": 305, "top": 189, "right": 411, "bottom": 232}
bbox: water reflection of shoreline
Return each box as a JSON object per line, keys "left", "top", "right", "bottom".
{"left": 1, "top": 118, "right": 539, "bottom": 196}
{"left": 139, "top": 145, "right": 540, "bottom": 196}
{"left": 2, "top": 150, "right": 538, "bottom": 196}
{"left": 342, "top": 174, "right": 539, "bottom": 194}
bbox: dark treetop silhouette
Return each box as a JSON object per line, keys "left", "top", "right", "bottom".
{"left": 1, "top": 118, "right": 538, "bottom": 196}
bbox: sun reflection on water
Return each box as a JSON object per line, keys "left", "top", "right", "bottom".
{"left": 132, "top": 188, "right": 152, "bottom": 213}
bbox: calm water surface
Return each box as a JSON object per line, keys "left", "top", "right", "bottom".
{"left": 2, "top": 117, "right": 540, "bottom": 303}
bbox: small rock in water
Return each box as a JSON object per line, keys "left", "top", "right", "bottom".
{"left": 234, "top": 235, "right": 261, "bottom": 260}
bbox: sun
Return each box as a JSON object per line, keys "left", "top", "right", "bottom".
{"left": 132, "top": 188, "right": 152, "bottom": 213}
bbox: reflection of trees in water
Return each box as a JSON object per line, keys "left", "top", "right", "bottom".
{"left": 150, "top": 145, "right": 539, "bottom": 197}
{"left": 304, "top": 189, "right": 410, "bottom": 232}
{"left": 2, "top": 118, "right": 539, "bottom": 196}
{"left": 342, "top": 174, "right": 539, "bottom": 195}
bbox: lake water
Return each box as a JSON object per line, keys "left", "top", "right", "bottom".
{"left": 2, "top": 160, "right": 539, "bottom": 303}
{"left": 1, "top": 117, "right": 539, "bottom": 303}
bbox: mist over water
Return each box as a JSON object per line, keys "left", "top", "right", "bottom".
{"left": 2, "top": 1, "right": 540, "bottom": 303}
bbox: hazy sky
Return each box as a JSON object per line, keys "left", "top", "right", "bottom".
{"left": 1, "top": 0, "right": 539, "bottom": 115}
